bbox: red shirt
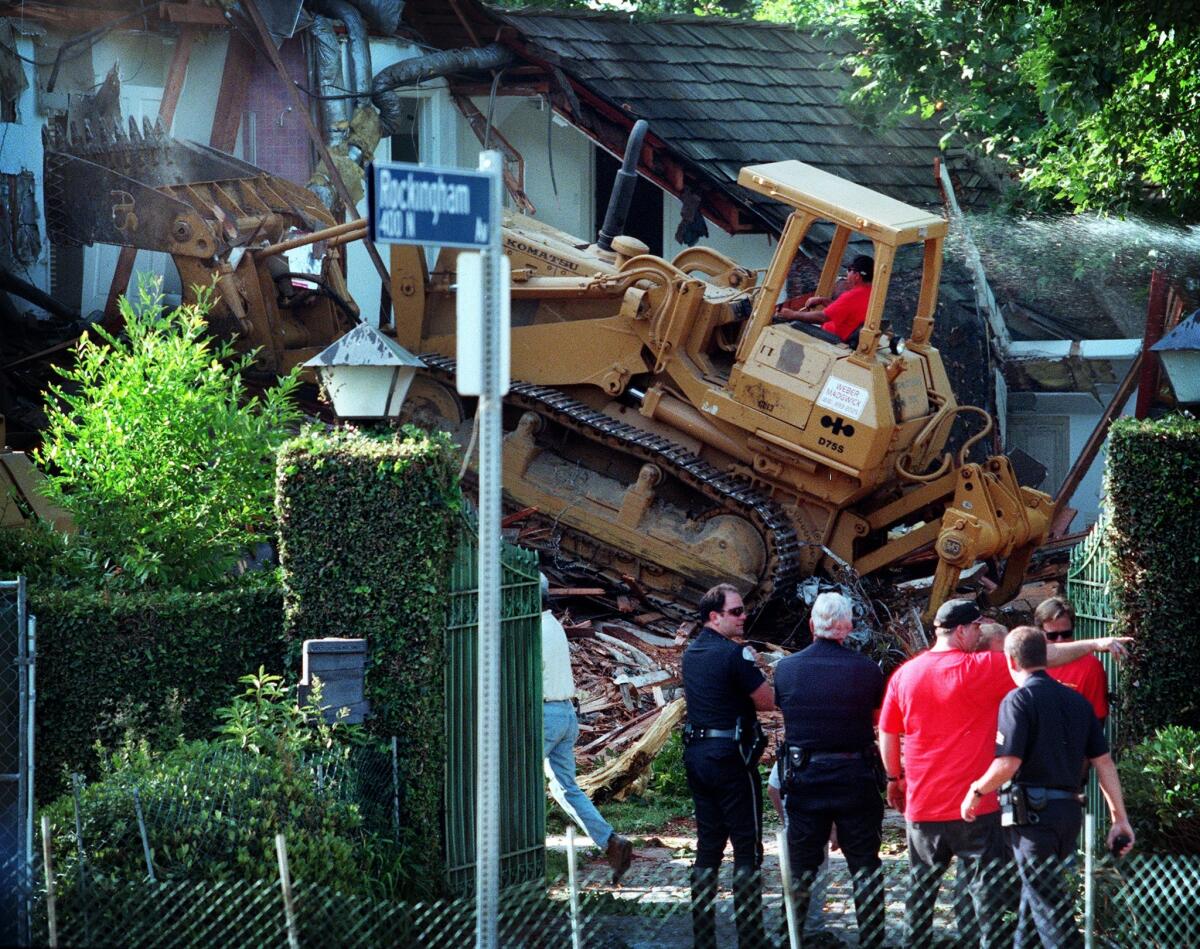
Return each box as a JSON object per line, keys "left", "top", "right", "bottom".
{"left": 879, "top": 650, "right": 1016, "bottom": 821}
{"left": 1048, "top": 655, "right": 1108, "bottom": 720}
{"left": 821, "top": 284, "right": 871, "bottom": 341}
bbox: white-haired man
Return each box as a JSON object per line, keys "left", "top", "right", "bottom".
{"left": 774, "top": 591, "right": 886, "bottom": 948}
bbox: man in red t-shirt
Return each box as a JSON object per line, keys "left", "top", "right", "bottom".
{"left": 1036, "top": 596, "right": 1109, "bottom": 721}
{"left": 879, "top": 598, "right": 1130, "bottom": 948}
{"left": 777, "top": 254, "right": 874, "bottom": 343}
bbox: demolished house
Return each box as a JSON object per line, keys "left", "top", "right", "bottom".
{"left": 1, "top": 0, "right": 1176, "bottom": 527}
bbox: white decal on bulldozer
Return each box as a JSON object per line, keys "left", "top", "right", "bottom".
{"left": 816, "top": 376, "right": 869, "bottom": 420}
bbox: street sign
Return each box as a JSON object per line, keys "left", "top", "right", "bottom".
{"left": 368, "top": 161, "right": 494, "bottom": 248}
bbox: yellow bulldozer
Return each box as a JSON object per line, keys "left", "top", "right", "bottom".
{"left": 390, "top": 151, "right": 1052, "bottom": 622}
{"left": 38, "top": 114, "right": 1048, "bottom": 623}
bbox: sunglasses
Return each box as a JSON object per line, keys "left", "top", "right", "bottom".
{"left": 723, "top": 606, "right": 747, "bottom": 617}
{"left": 1045, "top": 629, "right": 1074, "bottom": 642}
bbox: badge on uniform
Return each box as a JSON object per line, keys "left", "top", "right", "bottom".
{"left": 996, "top": 730, "right": 1005, "bottom": 743}
{"left": 742, "top": 645, "right": 758, "bottom": 663}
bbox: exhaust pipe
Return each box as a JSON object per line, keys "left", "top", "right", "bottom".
{"left": 597, "top": 119, "right": 648, "bottom": 252}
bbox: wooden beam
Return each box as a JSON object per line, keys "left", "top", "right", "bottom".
{"left": 157, "top": 25, "right": 195, "bottom": 122}
{"left": 447, "top": 0, "right": 484, "bottom": 47}
{"left": 1049, "top": 350, "right": 1143, "bottom": 537}
{"left": 158, "top": 2, "right": 226, "bottom": 25}
{"left": 209, "top": 32, "right": 255, "bottom": 151}
{"left": 102, "top": 24, "right": 196, "bottom": 325}
{"left": 1134, "top": 267, "right": 1169, "bottom": 419}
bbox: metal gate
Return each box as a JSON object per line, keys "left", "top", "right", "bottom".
{"left": 1, "top": 577, "right": 35, "bottom": 947}
{"left": 1065, "top": 520, "right": 1118, "bottom": 825}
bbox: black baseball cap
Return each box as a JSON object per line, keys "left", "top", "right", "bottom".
{"left": 847, "top": 255, "right": 874, "bottom": 282}
{"left": 934, "top": 598, "right": 982, "bottom": 629}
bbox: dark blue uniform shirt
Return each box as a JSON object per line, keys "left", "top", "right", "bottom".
{"left": 997, "top": 670, "right": 1108, "bottom": 790}
{"left": 774, "top": 638, "right": 884, "bottom": 751}
{"left": 682, "top": 627, "right": 765, "bottom": 730}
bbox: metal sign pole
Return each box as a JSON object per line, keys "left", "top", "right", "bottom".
{"left": 474, "top": 149, "right": 504, "bottom": 949}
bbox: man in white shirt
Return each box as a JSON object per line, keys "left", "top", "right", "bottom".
{"left": 542, "top": 574, "right": 634, "bottom": 883}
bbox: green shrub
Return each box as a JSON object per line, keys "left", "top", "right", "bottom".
{"left": 34, "top": 584, "right": 285, "bottom": 801}
{"left": 276, "top": 425, "right": 461, "bottom": 882}
{"left": 1118, "top": 726, "right": 1200, "bottom": 854}
{"left": 0, "top": 518, "right": 85, "bottom": 586}
{"left": 34, "top": 277, "right": 301, "bottom": 589}
{"left": 1105, "top": 414, "right": 1200, "bottom": 740}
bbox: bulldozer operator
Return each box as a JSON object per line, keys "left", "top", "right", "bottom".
{"left": 775, "top": 253, "right": 874, "bottom": 345}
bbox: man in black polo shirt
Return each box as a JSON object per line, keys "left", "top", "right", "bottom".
{"left": 961, "top": 626, "right": 1135, "bottom": 948}
{"left": 775, "top": 591, "right": 886, "bottom": 948}
{"left": 682, "top": 582, "right": 775, "bottom": 949}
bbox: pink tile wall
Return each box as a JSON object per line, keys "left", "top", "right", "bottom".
{"left": 245, "top": 37, "right": 312, "bottom": 186}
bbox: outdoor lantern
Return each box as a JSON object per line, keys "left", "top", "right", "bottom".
{"left": 1151, "top": 308, "right": 1200, "bottom": 406}
{"left": 303, "top": 323, "right": 425, "bottom": 420}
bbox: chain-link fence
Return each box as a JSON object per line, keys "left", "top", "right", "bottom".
{"left": 1, "top": 577, "right": 34, "bottom": 946}
{"left": 21, "top": 800, "right": 1200, "bottom": 947}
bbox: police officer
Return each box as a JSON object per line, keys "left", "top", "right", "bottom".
{"left": 961, "top": 626, "right": 1135, "bottom": 948}
{"left": 775, "top": 591, "right": 886, "bottom": 948}
{"left": 682, "top": 583, "right": 774, "bottom": 949}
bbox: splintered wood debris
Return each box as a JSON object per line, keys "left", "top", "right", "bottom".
{"left": 548, "top": 586, "right": 787, "bottom": 797}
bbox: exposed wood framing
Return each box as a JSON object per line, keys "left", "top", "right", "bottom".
{"left": 1049, "top": 351, "right": 1143, "bottom": 537}
{"left": 449, "top": 92, "right": 534, "bottom": 213}
{"left": 209, "top": 32, "right": 255, "bottom": 151}
{"left": 102, "top": 24, "right": 196, "bottom": 324}
{"left": 1134, "top": 268, "right": 1169, "bottom": 419}
{"left": 158, "top": 2, "right": 227, "bottom": 25}
{"left": 447, "top": 0, "right": 484, "bottom": 47}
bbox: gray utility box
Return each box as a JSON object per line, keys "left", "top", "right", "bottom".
{"left": 299, "top": 638, "right": 370, "bottom": 724}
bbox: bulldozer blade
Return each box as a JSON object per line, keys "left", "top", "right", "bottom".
{"left": 43, "top": 150, "right": 210, "bottom": 254}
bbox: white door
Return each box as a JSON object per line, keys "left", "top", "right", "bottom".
{"left": 80, "top": 86, "right": 179, "bottom": 315}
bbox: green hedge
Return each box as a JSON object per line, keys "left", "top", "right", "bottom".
{"left": 275, "top": 425, "right": 461, "bottom": 886}
{"left": 1106, "top": 414, "right": 1200, "bottom": 742}
{"left": 33, "top": 584, "right": 285, "bottom": 801}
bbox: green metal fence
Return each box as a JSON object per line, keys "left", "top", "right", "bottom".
{"left": 1066, "top": 516, "right": 1120, "bottom": 825}
{"left": 443, "top": 527, "right": 543, "bottom": 896}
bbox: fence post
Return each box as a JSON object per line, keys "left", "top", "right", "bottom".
{"left": 40, "top": 815, "right": 57, "bottom": 949}
{"left": 69, "top": 774, "right": 90, "bottom": 943}
{"left": 391, "top": 736, "right": 400, "bottom": 843}
{"left": 132, "top": 788, "right": 156, "bottom": 883}
{"left": 776, "top": 828, "right": 800, "bottom": 949}
{"left": 565, "top": 826, "right": 582, "bottom": 949}
{"left": 275, "top": 833, "right": 300, "bottom": 949}
{"left": 1084, "top": 811, "right": 1095, "bottom": 949}
{"left": 25, "top": 614, "right": 36, "bottom": 948}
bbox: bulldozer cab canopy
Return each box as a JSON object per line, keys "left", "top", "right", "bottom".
{"left": 738, "top": 161, "right": 947, "bottom": 247}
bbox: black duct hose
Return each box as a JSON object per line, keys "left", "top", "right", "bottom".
{"left": 0, "top": 267, "right": 79, "bottom": 321}
{"left": 372, "top": 43, "right": 516, "bottom": 134}
{"left": 598, "top": 119, "right": 649, "bottom": 251}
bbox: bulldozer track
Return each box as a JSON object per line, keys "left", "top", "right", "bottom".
{"left": 421, "top": 354, "right": 802, "bottom": 616}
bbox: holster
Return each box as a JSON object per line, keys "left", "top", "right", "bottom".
{"left": 740, "top": 720, "right": 767, "bottom": 767}
{"left": 783, "top": 744, "right": 809, "bottom": 785}
{"left": 999, "top": 783, "right": 1039, "bottom": 826}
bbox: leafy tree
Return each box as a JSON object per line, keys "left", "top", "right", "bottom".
{"left": 748, "top": 0, "right": 1200, "bottom": 219}
{"left": 504, "top": 0, "right": 1200, "bottom": 218}
{"left": 35, "top": 277, "right": 302, "bottom": 589}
